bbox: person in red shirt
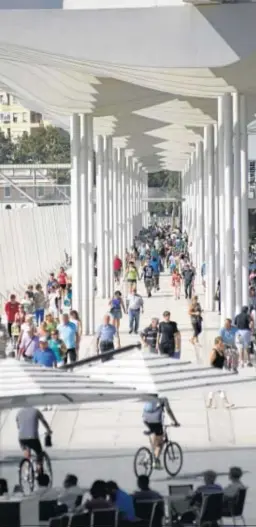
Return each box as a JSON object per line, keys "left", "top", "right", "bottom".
{"left": 5, "top": 294, "right": 20, "bottom": 337}
{"left": 57, "top": 267, "right": 68, "bottom": 294}
{"left": 172, "top": 269, "right": 182, "bottom": 300}
{"left": 113, "top": 256, "right": 123, "bottom": 285}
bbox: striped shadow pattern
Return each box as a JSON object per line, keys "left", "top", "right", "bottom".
{"left": 0, "top": 358, "right": 151, "bottom": 409}
{"left": 79, "top": 349, "right": 256, "bottom": 394}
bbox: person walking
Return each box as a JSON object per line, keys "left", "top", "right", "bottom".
{"left": 113, "top": 255, "right": 123, "bottom": 285}
{"left": 140, "top": 318, "right": 159, "bottom": 353}
{"left": 34, "top": 284, "right": 46, "bottom": 326}
{"left": 157, "top": 311, "right": 181, "bottom": 358}
{"left": 57, "top": 314, "right": 78, "bottom": 364}
{"left": 96, "top": 315, "right": 116, "bottom": 361}
{"left": 5, "top": 294, "right": 19, "bottom": 338}
{"left": 234, "top": 306, "right": 254, "bottom": 368}
{"left": 108, "top": 291, "right": 126, "bottom": 347}
{"left": 182, "top": 264, "right": 195, "bottom": 300}
{"left": 125, "top": 261, "right": 139, "bottom": 294}
{"left": 127, "top": 289, "right": 144, "bottom": 334}
{"left": 189, "top": 296, "right": 203, "bottom": 346}
{"left": 142, "top": 258, "right": 154, "bottom": 297}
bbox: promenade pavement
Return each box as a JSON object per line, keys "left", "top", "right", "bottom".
{"left": 1, "top": 272, "right": 256, "bottom": 522}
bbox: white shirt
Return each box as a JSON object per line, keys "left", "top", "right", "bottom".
{"left": 127, "top": 294, "right": 144, "bottom": 310}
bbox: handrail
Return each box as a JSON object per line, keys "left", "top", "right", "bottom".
{"left": 60, "top": 342, "right": 141, "bottom": 371}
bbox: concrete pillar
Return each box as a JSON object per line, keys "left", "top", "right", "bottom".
{"left": 120, "top": 149, "right": 127, "bottom": 264}
{"left": 203, "top": 129, "right": 209, "bottom": 288}
{"left": 233, "top": 93, "right": 242, "bottom": 315}
{"left": 70, "top": 113, "right": 81, "bottom": 314}
{"left": 143, "top": 171, "right": 149, "bottom": 228}
{"left": 112, "top": 148, "right": 118, "bottom": 258}
{"left": 214, "top": 124, "right": 220, "bottom": 283}
{"left": 87, "top": 115, "right": 95, "bottom": 334}
{"left": 197, "top": 141, "right": 205, "bottom": 269}
{"left": 124, "top": 155, "right": 130, "bottom": 254}
{"left": 205, "top": 124, "right": 215, "bottom": 311}
{"left": 240, "top": 94, "right": 249, "bottom": 307}
{"left": 107, "top": 137, "right": 114, "bottom": 296}
{"left": 116, "top": 148, "right": 122, "bottom": 258}
{"left": 103, "top": 136, "right": 111, "bottom": 299}
{"left": 127, "top": 156, "right": 133, "bottom": 248}
{"left": 80, "top": 114, "right": 89, "bottom": 334}
{"left": 96, "top": 135, "right": 105, "bottom": 298}
{"left": 218, "top": 96, "right": 226, "bottom": 323}
{"left": 223, "top": 93, "right": 235, "bottom": 320}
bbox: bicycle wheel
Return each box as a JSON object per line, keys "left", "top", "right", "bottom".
{"left": 133, "top": 447, "right": 153, "bottom": 478}
{"left": 19, "top": 458, "right": 35, "bottom": 494}
{"left": 42, "top": 451, "right": 53, "bottom": 487}
{"left": 163, "top": 441, "right": 183, "bottom": 477}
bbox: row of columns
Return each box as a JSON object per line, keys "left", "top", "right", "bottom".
{"left": 70, "top": 113, "right": 149, "bottom": 335}
{"left": 182, "top": 93, "right": 249, "bottom": 323}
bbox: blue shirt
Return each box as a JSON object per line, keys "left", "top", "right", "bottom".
{"left": 33, "top": 348, "right": 56, "bottom": 367}
{"left": 57, "top": 322, "right": 77, "bottom": 349}
{"left": 115, "top": 489, "right": 136, "bottom": 521}
{"left": 96, "top": 324, "right": 116, "bottom": 342}
{"left": 220, "top": 326, "right": 238, "bottom": 346}
{"left": 150, "top": 259, "right": 160, "bottom": 274}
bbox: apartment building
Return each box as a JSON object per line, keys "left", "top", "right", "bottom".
{"left": 0, "top": 92, "right": 44, "bottom": 140}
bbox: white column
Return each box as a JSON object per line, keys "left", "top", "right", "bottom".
{"left": 144, "top": 171, "right": 148, "bottom": 228}
{"left": 113, "top": 148, "right": 119, "bottom": 257}
{"left": 103, "top": 136, "right": 110, "bottom": 299}
{"left": 214, "top": 124, "right": 220, "bottom": 283}
{"left": 116, "top": 148, "right": 122, "bottom": 259}
{"left": 233, "top": 93, "right": 242, "bottom": 315}
{"left": 223, "top": 93, "right": 235, "bottom": 320}
{"left": 240, "top": 94, "right": 249, "bottom": 307}
{"left": 127, "top": 156, "right": 133, "bottom": 248}
{"left": 218, "top": 96, "right": 226, "bottom": 322}
{"left": 87, "top": 115, "right": 95, "bottom": 334}
{"left": 120, "top": 149, "right": 127, "bottom": 263}
{"left": 108, "top": 137, "right": 114, "bottom": 296}
{"left": 70, "top": 113, "right": 81, "bottom": 314}
{"left": 205, "top": 124, "right": 215, "bottom": 311}
{"left": 203, "top": 129, "right": 209, "bottom": 285}
{"left": 80, "top": 114, "right": 89, "bottom": 334}
{"left": 96, "top": 135, "right": 105, "bottom": 298}
{"left": 138, "top": 166, "right": 143, "bottom": 233}
{"left": 197, "top": 141, "right": 205, "bottom": 269}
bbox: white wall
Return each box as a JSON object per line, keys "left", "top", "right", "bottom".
{"left": 0, "top": 205, "right": 71, "bottom": 303}
{"left": 248, "top": 134, "right": 256, "bottom": 160}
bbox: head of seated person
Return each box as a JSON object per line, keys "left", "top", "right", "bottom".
{"left": 134, "top": 475, "right": 163, "bottom": 503}
{"left": 224, "top": 466, "right": 245, "bottom": 498}
{"left": 191, "top": 470, "right": 222, "bottom": 507}
{"left": 86, "top": 480, "right": 110, "bottom": 511}
{"left": 63, "top": 474, "right": 78, "bottom": 490}
{"left": 0, "top": 479, "right": 8, "bottom": 496}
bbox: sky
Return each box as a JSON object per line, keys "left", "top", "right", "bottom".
{"left": 0, "top": 0, "right": 63, "bottom": 7}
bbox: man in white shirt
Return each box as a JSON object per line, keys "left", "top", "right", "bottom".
{"left": 127, "top": 289, "right": 144, "bottom": 334}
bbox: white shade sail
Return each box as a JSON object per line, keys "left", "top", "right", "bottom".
{"left": 0, "top": 359, "right": 150, "bottom": 409}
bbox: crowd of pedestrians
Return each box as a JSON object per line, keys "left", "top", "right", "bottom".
{"left": 2, "top": 267, "right": 80, "bottom": 367}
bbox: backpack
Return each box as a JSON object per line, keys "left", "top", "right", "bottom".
{"left": 143, "top": 399, "right": 163, "bottom": 424}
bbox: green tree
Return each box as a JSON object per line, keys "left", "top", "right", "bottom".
{"left": 13, "top": 126, "right": 70, "bottom": 164}
{"left": 0, "top": 131, "right": 15, "bottom": 163}
{"left": 148, "top": 170, "right": 181, "bottom": 215}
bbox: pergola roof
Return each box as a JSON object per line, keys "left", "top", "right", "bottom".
{"left": 1, "top": 3, "right": 256, "bottom": 171}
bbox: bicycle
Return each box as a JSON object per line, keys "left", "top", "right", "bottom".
{"left": 133, "top": 424, "right": 183, "bottom": 478}
{"left": 19, "top": 439, "right": 53, "bottom": 494}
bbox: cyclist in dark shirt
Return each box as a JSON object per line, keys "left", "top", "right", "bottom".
{"left": 157, "top": 311, "right": 180, "bottom": 357}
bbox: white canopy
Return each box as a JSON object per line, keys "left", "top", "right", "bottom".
{"left": 0, "top": 359, "right": 149, "bottom": 409}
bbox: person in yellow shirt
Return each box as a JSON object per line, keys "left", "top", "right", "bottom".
{"left": 125, "top": 261, "right": 139, "bottom": 293}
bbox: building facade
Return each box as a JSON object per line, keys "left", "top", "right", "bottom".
{"left": 0, "top": 92, "right": 44, "bottom": 140}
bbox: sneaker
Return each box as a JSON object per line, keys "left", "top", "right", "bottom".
{"left": 129, "top": 330, "right": 132, "bottom": 334}
{"left": 248, "top": 362, "right": 253, "bottom": 367}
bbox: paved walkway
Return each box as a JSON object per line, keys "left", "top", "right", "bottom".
{"left": 1, "top": 272, "right": 256, "bottom": 522}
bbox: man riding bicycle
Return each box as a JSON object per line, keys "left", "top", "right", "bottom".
{"left": 143, "top": 396, "right": 180, "bottom": 469}
{"left": 16, "top": 406, "right": 52, "bottom": 472}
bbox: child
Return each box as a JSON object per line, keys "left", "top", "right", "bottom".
{"left": 11, "top": 314, "right": 21, "bottom": 355}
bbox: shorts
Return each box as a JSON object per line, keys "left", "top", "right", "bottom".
{"left": 59, "top": 284, "right": 66, "bottom": 290}
{"left": 235, "top": 329, "right": 251, "bottom": 349}
{"left": 19, "top": 438, "right": 43, "bottom": 461}
{"left": 144, "top": 422, "right": 163, "bottom": 436}
{"left": 192, "top": 321, "right": 202, "bottom": 338}
{"left": 114, "top": 270, "right": 121, "bottom": 279}
{"left": 111, "top": 310, "right": 122, "bottom": 320}
{"left": 159, "top": 341, "right": 175, "bottom": 357}
{"left": 127, "top": 279, "right": 137, "bottom": 285}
